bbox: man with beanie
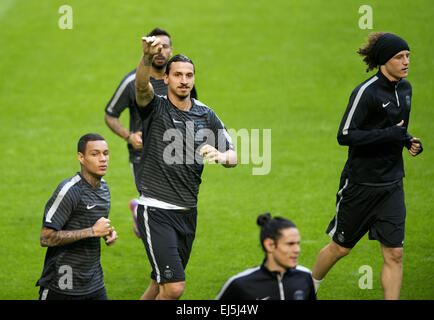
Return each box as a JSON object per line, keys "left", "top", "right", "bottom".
{"left": 311, "top": 32, "right": 423, "bottom": 300}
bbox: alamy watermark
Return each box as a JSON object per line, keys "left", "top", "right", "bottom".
{"left": 228, "top": 128, "right": 271, "bottom": 175}
{"left": 58, "top": 264, "right": 73, "bottom": 290}
{"left": 162, "top": 122, "right": 271, "bottom": 175}
{"left": 358, "top": 265, "right": 373, "bottom": 289}
{"left": 58, "top": 5, "right": 73, "bottom": 30}
{"left": 358, "top": 5, "right": 373, "bottom": 29}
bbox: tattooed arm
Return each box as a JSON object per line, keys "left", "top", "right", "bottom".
{"left": 104, "top": 114, "right": 143, "bottom": 150}
{"left": 104, "top": 113, "right": 130, "bottom": 141}
{"left": 135, "top": 36, "right": 161, "bottom": 107}
{"left": 40, "top": 217, "right": 111, "bottom": 247}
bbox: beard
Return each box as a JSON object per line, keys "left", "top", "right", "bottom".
{"left": 175, "top": 92, "right": 190, "bottom": 100}
{"left": 152, "top": 62, "right": 167, "bottom": 70}
{"left": 152, "top": 55, "right": 168, "bottom": 70}
{"left": 171, "top": 86, "right": 191, "bottom": 100}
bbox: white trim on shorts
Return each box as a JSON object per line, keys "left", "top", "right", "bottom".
{"left": 328, "top": 178, "right": 349, "bottom": 239}
{"left": 142, "top": 205, "right": 162, "bottom": 283}
{"left": 40, "top": 288, "right": 49, "bottom": 300}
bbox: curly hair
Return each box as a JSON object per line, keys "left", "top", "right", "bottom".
{"left": 357, "top": 32, "right": 390, "bottom": 72}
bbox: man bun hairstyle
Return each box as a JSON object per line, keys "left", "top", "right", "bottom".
{"left": 257, "top": 212, "right": 296, "bottom": 252}
{"left": 77, "top": 133, "right": 105, "bottom": 154}
{"left": 257, "top": 212, "right": 272, "bottom": 227}
{"left": 357, "top": 32, "right": 410, "bottom": 72}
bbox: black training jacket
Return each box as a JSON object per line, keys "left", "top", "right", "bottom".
{"left": 337, "top": 70, "right": 418, "bottom": 183}
{"left": 215, "top": 263, "right": 316, "bottom": 300}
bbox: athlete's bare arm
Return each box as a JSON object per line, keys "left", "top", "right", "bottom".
{"left": 135, "top": 36, "right": 162, "bottom": 107}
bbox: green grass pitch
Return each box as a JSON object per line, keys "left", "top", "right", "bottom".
{"left": 0, "top": 0, "right": 432, "bottom": 300}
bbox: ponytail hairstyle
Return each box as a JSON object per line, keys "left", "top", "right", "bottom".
{"left": 257, "top": 212, "right": 296, "bottom": 252}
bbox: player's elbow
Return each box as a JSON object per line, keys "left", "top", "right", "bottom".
{"left": 135, "top": 90, "right": 153, "bottom": 108}
{"left": 104, "top": 113, "right": 114, "bottom": 126}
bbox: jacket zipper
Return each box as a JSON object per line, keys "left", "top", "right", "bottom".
{"left": 277, "top": 274, "right": 285, "bottom": 300}
{"left": 395, "top": 83, "right": 400, "bottom": 107}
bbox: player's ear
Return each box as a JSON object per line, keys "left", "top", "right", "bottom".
{"left": 164, "top": 73, "right": 169, "bottom": 85}
{"left": 263, "top": 238, "right": 275, "bottom": 253}
{"left": 78, "top": 152, "right": 85, "bottom": 165}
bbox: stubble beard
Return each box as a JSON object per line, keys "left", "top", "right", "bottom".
{"left": 152, "top": 60, "right": 168, "bottom": 70}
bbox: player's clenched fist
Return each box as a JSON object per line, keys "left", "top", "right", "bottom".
{"left": 92, "top": 217, "right": 111, "bottom": 237}
{"left": 200, "top": 144, "right": 221, "bottom": 164}
{"left": 141, "top": 36, "right": 162, "bottom": 58}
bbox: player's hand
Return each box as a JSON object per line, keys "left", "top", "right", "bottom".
{"left": 104, "top": 227, "right": 118, "bottom": 246}
{"left": 389, "top": 120, "right": 407, "bottom": 141}
{"left": 141, "top": 36, "right": 162, "bottom": 59}
{"left": 200, "top": 144, "right": 222, "bottom": 164}
{"left": 92, "top": 217, "right": 111, "bottom": 237}
{"left": 129, "top": 131, "right": 143, "bottom": 150}
{"left": 408, "top": 137, "right": 422, "bottom": 156}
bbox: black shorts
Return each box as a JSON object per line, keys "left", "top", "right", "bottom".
{"left": 136, "top": 204, "right": 197, "bottom": 284}
{"left": 326, "top": 177, "right": 406, "bottom": 249}
{"left": 38, "top": 286, "right": 107, "bottom": 300}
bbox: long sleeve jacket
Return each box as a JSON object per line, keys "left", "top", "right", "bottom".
{"left": 337, "top": 70, "right": 415, "bottom": 183}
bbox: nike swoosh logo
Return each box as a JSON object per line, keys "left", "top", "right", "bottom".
{"left": 86, "top": 204, "right": 96, "bottom": 210}
{"left": 382, "top": 102, "right": 390, "bottom": 108}
{"left": 256, "top": 296, "right": 270, "bottom": 300}
{"left": 173, "top": 119, "right": 183, "bottom": 124}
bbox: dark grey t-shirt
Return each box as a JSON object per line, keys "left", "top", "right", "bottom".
{"left": 36, "top": 173, "right": 111, "bottom": 296}
{"left": 137, "top": 95, "right": 234, "bottom": 208}
{"left": 105, "top": 69, "right": 197, "bottom": 164}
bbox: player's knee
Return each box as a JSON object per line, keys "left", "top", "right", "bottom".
{"left": 384, "top": 247, "right": 403, "bottom": 264}
{"left": 161, "top": 282, "right": 185, "bottom": 300}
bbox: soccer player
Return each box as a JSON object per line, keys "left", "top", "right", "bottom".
{"left": 104, "top": 28, "right": 197, "bottom": 238}
{"left": 312, "top": 32, "right": 423, "bottom": 300}
{"left": 133, "top": 36, "right": 237, "bottom": 300}
{"left": 216, "top": 213, "right": 315, "bottom": 300}
{"left": 36, "top": 133, "right": 118, "bottom": 300}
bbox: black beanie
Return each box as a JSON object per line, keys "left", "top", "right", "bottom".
{"left": 373, "top": 33, "right": 410, "bottom": 66}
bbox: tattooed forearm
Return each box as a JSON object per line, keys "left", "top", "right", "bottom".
{"left": 135, "top": 54, "right": 154, "bottom": 107}
{"left": 135, "top": 87, "right": 154, "bottom": 107}
{"left": 40, "top": 227, "right": 95, "bottom": 247}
